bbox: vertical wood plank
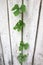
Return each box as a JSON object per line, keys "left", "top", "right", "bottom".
{"left": 23, "top": 0, "right": 41, "bottom": 65}
{"left": 33, "top": 0, "right": 43, "bottom": 65}
{"left": 6, "top": 0, "right": 13, "bottom": 65}
{"left": 0, "top": 0, "right": 11, "bottom": 65}
{"left": 0, "top": 34, "right": 4, "bottom": 65}
{"left": 32, "top": 0, "right": 42, "bottom": 65}
{"left": 8, "top": 0, "right": 22, "bottom": 65}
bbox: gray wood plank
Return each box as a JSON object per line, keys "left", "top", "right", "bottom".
{"left": 32, "top": 0, "right": 42, "bottom": 65}
{"left": 33, "top": 0, "right": 43, "bottom": 65}
{"left": 0, "top": 0, "right": 11, "bottom": 65}
{"left": 0, "top": 0, "right": 42, "bottom": 65}
{"left": 0, "top": 34, "right": 4, "bottom": 65}
{"left": 23, "top": 0, "right": 41, "bottom": 65}
{"left": 8, "top": 0, "right": 22, "bottom": 65}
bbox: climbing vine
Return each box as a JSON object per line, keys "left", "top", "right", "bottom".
{"left": 11, "top": 3, "right": 29, "bottom": 65}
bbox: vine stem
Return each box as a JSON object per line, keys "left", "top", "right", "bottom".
{"left": 21, "top": 0, "right": 24, "bottom": 65}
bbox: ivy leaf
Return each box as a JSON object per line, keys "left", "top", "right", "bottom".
{"left": 13, "top": 20, "right": 25, "bottom": 31}
{"left": 11, "top": 4, "right": 19, "bottom": 11}
{"left": 22, "top": 54, "right": 27, "bottom": 61}
{"left": 19, "top": 41, "right": 29, "bottom": 51}
{"left": 11, "top": 4, "right": 20, "bottom": 16}
{"left": 19, "top": 46, "right": 23, "bottom": 51}
{"left": 13, "top": 9, "right": 20, "bottom": 16}
{"left": 24, "top": 43, "right": 29, "bottom": 50}
{"left": 17, "top": 53, "right": 23, "bottom": 63}
{"left": 20, "top": 4, "right": 26, "bottom": 13}
{"left": 17, "top": 53, "right": 27, "bottom": 63}
{"left": 11, "top": 4, "right": 26, "bottom": 16}
{"left": 19, "top": 41, "right": 24, "bottom": 51}
{"left": 20, "top": 41, "right": 24, "bottom": 46}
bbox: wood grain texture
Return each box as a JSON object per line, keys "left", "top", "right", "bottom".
{"left": 0, "top": 0, "right": 43, "bottom": 65}
{"left": 34, "top": 0, "right": 43, "bottom": 65}
{"left": 0, "top": 0, "right": 11, "bottom": 65}
{"left": 23, "top": 0, "right": 41, "bottom": 65}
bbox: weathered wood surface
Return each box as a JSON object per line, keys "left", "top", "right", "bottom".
{"left": 23, "top": 0, "right": 41, "bottom": 65}
{"left": 0, "top": 35, "right": 3, "bottom": 65}
{"left": 34, "top": 0, "right": 43, "bottom": 65}
{"left": 0, "top": 0, "right": 43, "bottom": 65}
{"left": 8, "top": 0, "right": 22, "bottom": 65}
{"left": 0, "top": 0, "right": 11, "bottom": 65}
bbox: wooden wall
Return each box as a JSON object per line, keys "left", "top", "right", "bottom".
{"left": 0, "top": 0, "right": 43, "bottom": 65}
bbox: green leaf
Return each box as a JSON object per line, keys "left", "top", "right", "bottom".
{"left": 11, "top": 4, "right": 26, "bottom": 16}
{"left": 13, "top": 20, "right": 25, "bottom": 31}
{"left": 13, "top": 9, "right": 20, "bottom": 16}
{"left": 11, "top": 4, "right": 20, "bottom": 16}
{"left": 19, "top": 46, "right": 23, "bottom": 51}
{"left": 19, "top": 41, "right": 29, "bottom": 51}
{"left": 22, "top": 54, "right": 27, "bottom": 61}
{"left": 24, "top": 43, "right": 29, "bottom": 50}
{"left": 20, "top": 4, "right": 26, "bottom": 13}
{"left": 11, "top": 4, "right": 19, "bottom": 11}
{"left": 20, "top": 41, "right": 24, "bottom": 46}
{"left": 17, "top": 53, "right": 23, "bottom": 63}
{"left": 19, "top": 41, "right": 24, "bottom": 51}
{"left": 17, "top": 53, "right": 27, "bottom": 63}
